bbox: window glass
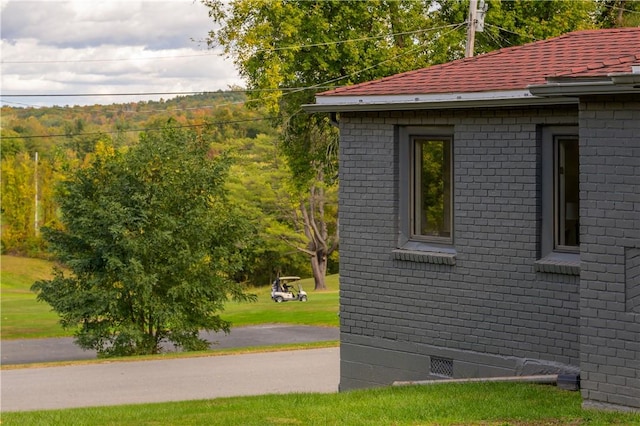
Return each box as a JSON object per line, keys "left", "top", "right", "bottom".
{"left": 412, "top": 138, "right": 452, "bottom": 240}
{"left": 555, "top": 137, "right": 579, "bottom": 249}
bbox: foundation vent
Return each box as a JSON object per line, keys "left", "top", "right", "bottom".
{"left": 430, "top": 357, "right": 453, "bottom": 377}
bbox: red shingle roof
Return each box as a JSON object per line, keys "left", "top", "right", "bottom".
{"left": 319, "top": 28, "right": 640, "bottom": 97}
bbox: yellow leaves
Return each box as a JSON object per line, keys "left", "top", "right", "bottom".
{"left": 94, "top": 140, "right": 115, "bottom": 159}
{"left": 1, "top": 152, "right": 37, "bottom": 246}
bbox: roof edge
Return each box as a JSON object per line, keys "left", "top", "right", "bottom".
{"left": 529, "top": 73, "right": 640, "bottom": 97}
{"left": 303, "top": 94, "right": 577, "bottom": 113}
{"left": 314, "top": 89, "right": 536, "bottom": 106}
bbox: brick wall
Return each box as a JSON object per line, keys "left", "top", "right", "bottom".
{"left": 579, "top": 95, "right": 640, "bottom": 411}
{"left": 338, "top": 105, "right": 582, "bottom": 390}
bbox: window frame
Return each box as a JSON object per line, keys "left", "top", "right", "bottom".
{"left": 398, "top": 126, "right": 454, "bottom": 249}
{"left": 540, "top": 126, "right": 580, "bottom": 259}
{"left": 554, "top": 136, "right": 580, "bottom": 251}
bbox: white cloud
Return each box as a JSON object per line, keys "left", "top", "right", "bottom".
{"left": 0, "top": 0, "right": 243, "bottom": 107}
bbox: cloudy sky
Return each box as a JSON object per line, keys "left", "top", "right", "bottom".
{"left": 0, "top": 0, "right": 244, "bottom": 107}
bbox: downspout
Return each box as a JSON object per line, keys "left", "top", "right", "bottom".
{"left": 393, "top": 374, "right": 579, "bottom": 390}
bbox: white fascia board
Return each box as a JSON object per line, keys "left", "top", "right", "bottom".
{"left": 315, "top": 89, "right": 534, "bottom": 105}
{"left": 304, "top": 89, "right": 576, "bottom": 112}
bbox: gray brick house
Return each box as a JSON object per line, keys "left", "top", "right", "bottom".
{"left": 305, "top": 28, "right": 639, "bottom": 411}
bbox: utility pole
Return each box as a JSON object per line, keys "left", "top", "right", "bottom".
{"left": 34, "top": 151, "right": 39, "bottom": 236}
{"left": 465, "top": 0, "right": 488, "bottom": 58}
{"left": 465, "top": 0, "right": 478, "bottom": 58}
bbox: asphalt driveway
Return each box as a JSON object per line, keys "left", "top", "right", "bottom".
{"left": 1, "top": 347, "right": 340, "bottom": 412}
{"left": 1, "top": 324, "right": 339, "bottom": 365}
{"left": 1, "top": 325, "right": 340, "bottom": 412}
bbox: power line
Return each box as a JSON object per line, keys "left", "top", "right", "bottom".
{"left": 484, "top": 23, "right": 538, "bottom": 42}
{"left": 300, "top": 22, "right": 467, "bottom": 92}
{"left": 2, "top": 37, "right": 425, "bottom": 136}
{"left": 256, "top": 24, "right": 463, "bottom": 53}
{"left": 602, "top": 3, "right": 640, "bottom": 15}
{"left": 481, "top": 25, "right": 508, "bottom": 49}
{"left": 1, "top": 22, "right": 467, "bottom": 115}
{"left": 215, "top": 22, "right": 466, "bottom": 124}
{"left": 1, "top": 91, "right": 218, "bottom": 98}
{"left": 1, "top": 24, "right": 462, "bottom": 66}
{"left": 0, "top": 100, "right": 37, "bottom": 108}
{"left": 2, "top": 22, "right": 469, "bottom": 137}
{"left": 0, "top": 87, "right": 334, "bottom": 99}
{"left": 1, "top": 52, "right": 222, "bottom": 65}
{"left": 0, "top": 117, "right": 275, "bottom": 140}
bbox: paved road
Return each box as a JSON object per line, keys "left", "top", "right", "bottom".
{"left": 1, "top": 325, "right": 340, "bottom": 412}
{"left": 1, "top": 324, "right": 339, "bottom": 365}
{"left": 1, "top": 347, "right": 340, "bottom": 412}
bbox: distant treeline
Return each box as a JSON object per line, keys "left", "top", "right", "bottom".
{"left": 0, "top": 91, "right": 326, "bottom": 284}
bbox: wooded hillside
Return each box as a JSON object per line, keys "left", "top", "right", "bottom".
{"left": 1, "top": 92, "right": 330, "bottom": 285}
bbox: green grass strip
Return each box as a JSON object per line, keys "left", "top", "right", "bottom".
{"left": 3, "top": 382, "right": 639, "bottom": 425}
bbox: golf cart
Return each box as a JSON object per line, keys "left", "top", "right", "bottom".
{"left": 271, "top": 276, "right": 308, "bottom": 302}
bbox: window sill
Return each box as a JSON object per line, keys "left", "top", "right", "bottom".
{"left": 535, "top": 252, "right": 580, "bottom": 275}
{"left": 392, "top": 243, "right": 456, "bottom": 265}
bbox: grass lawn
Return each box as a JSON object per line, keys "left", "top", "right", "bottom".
{"left": 3, "top": 382, "right": 639, "bottom": 425}
{"left": 0, "top": 255, "right": 72, "bottom": 339}
{"left": 224, "top": 274, "right": 339, "bottom": 327}
{"left": 1, "top": 255, "right": 338, "bottom": 340}
{"left": 2, "top": 256, "right": 639, "bottom": 424}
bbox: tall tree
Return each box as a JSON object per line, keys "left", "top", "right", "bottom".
{"left": 1, "top": 152, "right": 36, "bottom": 253}
{"left": 32, "top": 124, "right": 256, "bottom": 357}
{"left": 0, "top": 142, "right": 76, "bottom": 255}
{"left": 595, "top": 0, "right": 640, "bottom": 27}
{"left": 204, "top": 0, "right": 601, "bottom": 289}
{"left": 431, "top": 0, "right": 597, "bottom": 57}
{"left": 204, "top": 0, "right": 436, "bottom": 289}
{"left": 222, "top": 131, "right": 315, "bottom": 284}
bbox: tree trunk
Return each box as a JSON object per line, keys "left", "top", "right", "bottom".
{"left": 297, "top": 180, "right": 337, "bottom": 291}
{"left": 617, "top": 0, "right": 626, "bottom": 27}
{"left": 310, "top": 249, "right": 327, "bottom": 290}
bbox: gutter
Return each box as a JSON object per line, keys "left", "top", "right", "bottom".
{"left": 529, "top": 81, "right": 640, "bottom": 97}
{"left": 610, "top": 71, "right": 640, "bottom": 85}
{"left": 529, "top": 69, "right": 640, "bottom": 97}
{"left": 304, "top": 67, "right": 640, "bottom": 113}
{"left": 393, "top": 374, "right": 558, "bottom": 386}
{"left": 303, "top": 94, "right": 576, "bottom": 113}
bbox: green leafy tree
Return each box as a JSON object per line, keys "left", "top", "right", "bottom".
{"left": 1, "top": 92, "right": 292, "bottom": 266}
{"left": 204, "top": 0, "right": 438, "bottom": 289}
{"left": 32, "top": 124, "right": 256, "bottom": 357}
{"left": 222, "top": 132, "right": 314, "bottom": 284}
{"left": 431, "top": 0, "right": 597, "bottom": 58}
{"left": 0, "top": 145, "right": 74, "bottom": 255}
{"left": 0, "top": 129, "right": 26, "bottom": 159}
{"left": 1, "top": 152, "right": 36, "bottom": 253}
{"left": 204, "top": 0, "right": 604, "bottom": 289}
{"left": 595, "top": 0, "right": 640, "bottom": 27}
{"left": 199, "top": 99, "right": 314, "bottom": 284}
